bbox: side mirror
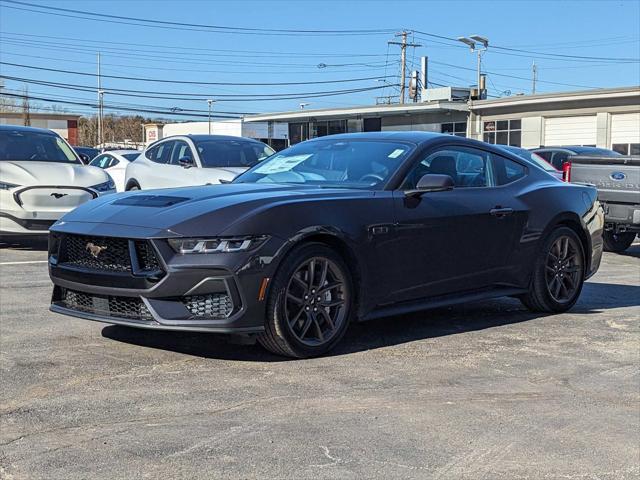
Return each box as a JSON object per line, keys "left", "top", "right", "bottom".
{"left": 179, "top": 156, "right": 194, "bottom": 168}
{"left": 404, "top": 174, "right": 454, "bottom": 197}
{"left": 78, "top": 153, "right": 90, "bottom": 164}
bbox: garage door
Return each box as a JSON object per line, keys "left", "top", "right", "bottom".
{"left": 544, "top": 116, "right": 597, "bottom": 146}
{"left": 611, "top": 113, "right": 640, "bottom": 144}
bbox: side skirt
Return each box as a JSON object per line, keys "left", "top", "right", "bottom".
{"left": 361, "top": 287, "right": 528, "bottom": 322}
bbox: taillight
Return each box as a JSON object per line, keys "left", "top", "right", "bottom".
{"left": 562, "top": 162, "right": 572, "bottom": 182}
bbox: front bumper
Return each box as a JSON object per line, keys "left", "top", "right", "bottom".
{"left": 48, "top": 228, "right": 281, "bottom": 333}
{"left": 1, "top": 187, "right": 115, "bottom": 235}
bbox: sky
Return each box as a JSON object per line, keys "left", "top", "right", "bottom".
{"left": 0, "top": 0, "right": 639, "bottom": 120}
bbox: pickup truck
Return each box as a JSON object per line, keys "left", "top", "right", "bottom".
{"left": 568, "top": 155, "right": 640, "bottom": 252}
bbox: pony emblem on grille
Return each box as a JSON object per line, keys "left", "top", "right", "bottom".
{"left": 86, "top": 242, "right": 108, "bottom": 258}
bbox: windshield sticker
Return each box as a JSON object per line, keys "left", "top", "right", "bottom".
{"left": 253, "top": 154, "right": 312, "bottom": 174}
{"left": 388, "top": 148, "right": 406, "bottom": 159}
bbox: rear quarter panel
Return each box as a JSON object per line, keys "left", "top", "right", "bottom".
{"left": 513, "top": 179, "right": 603, "bottom": 284}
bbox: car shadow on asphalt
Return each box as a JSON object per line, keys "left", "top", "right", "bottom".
{"left": 101, "top": 281, "right": 640, "bottom": 362}
{"left": 0, "top": 236, "right": 49, "bottom": 251}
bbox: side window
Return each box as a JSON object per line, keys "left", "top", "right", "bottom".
{"left": 491, "top": 154, "right": 527, "bottom": 186}
{"left": 401, "top": 147, "right": 489, "bottom": 189}
{"left": 535, "top": 151, "right": 552, "bottom": 162}
{"left": 145, "top": 141, "right": 173, "bottom": 164}
{"left": 89, "top": 154, "right": 111, "bottom": 169}
{"left": 551, "top": 152, "right": 570, "bottom": 169}
{"left": 108, "top": 158, "right": 120, "bottom": 168}
{"left": 170, "top": 140, "right": 193, "bottom": 166}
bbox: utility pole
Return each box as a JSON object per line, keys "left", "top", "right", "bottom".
{"left": 388, "top": 31, "right": 421, "bottom": 104}
{"left": 207, "top": 99, "right": 215, "bottom": 134}
{"left": 22, "top": 85, "right": 31, "bottom": 126}
{"left": 97, "top": 52, "right": 104, "bottom": 147}
{"left": 532, "top": 60, "right": 538, "bottom": 95}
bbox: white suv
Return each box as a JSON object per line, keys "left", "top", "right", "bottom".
{"left": 124, "top": 135, "right": 275, "bottom": 190}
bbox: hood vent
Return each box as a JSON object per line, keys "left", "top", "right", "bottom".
{"left": 112, "top": 195, "right": 189, "bottom": 207}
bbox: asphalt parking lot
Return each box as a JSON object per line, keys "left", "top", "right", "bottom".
{"left": 1, "top": 238, "right": 638, "bottom": 480}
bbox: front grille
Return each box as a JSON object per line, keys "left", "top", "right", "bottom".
{"left": 182, "top": 294, "right": 233, "bottom": 319}
{"left": 60, "top": 288, "right": 153, "bottom": 321}
{"left": 59, "top": 234, "right": 162, "bottom": 274}
{"left": 62, "top": 234, "right": 131, "bottom": 272}
{"left": 22, "top": 219, "right": 56, "bottom": 231}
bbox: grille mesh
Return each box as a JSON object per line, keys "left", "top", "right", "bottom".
{"left": 61, "top": 288, "right": 153, "bottom": 321}
{"left": 62, "top": 235, "right": 131, "bottom": 272}
{"left": 134, "top": 241, "right": 161, "bottom": 271}
{"left": 182, "top": 294, "right": 233, "bottom": 319}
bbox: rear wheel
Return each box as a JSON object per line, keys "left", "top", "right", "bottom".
{"left": 257, "top": 243, "right": 353, "bottom": 358}
{"left": 602, "top": 231, "right": 635, "bottom": 253}
{"left": 126, "top": 182, "right": 140, "bottom": 191}
{"left": 520, "top": 227, "right": 585, "bottom": 313}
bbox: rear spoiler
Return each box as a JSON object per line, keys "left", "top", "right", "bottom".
{"left": 569, "top": 155, "right": 640, "bottom": 166}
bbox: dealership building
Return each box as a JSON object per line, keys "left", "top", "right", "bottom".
{"left": 244, "top": 86, "right": 640, "bottom": 154}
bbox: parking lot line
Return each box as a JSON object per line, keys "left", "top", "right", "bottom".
{"left": 0, "top": 260, "right": 48, "bottom": 265}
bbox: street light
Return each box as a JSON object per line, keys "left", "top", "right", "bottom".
{"left": 299, "top": 103, "right": 310, "bottom": 110}
{"left": 457, "top": 34, "right": 489, "bottom": 99}
{"left": 207, "top": 99, "right": 215, "bottom": 134}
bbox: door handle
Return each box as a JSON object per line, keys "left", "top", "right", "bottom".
{"left": 490, "top": 207, "right": 514, "bottom": 217}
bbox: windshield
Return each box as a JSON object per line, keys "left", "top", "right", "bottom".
{"left": 0, "top": 130, "right": 80, "bottom": 163}
{"left": 195, "top": 139, "right": 275, "bottom": 168}
{"left": 234, "top": 139, "right": 415, "bottom": 189}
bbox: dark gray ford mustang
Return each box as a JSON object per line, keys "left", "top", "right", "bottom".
{"left": 48, "top": 132, "right": 604, "bottom": 358}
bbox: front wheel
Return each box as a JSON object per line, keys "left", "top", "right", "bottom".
{"left": 520, "top": 227, "right": 585, "bottom": 313}
{"left": 602, "top": 231, "right": 635, "bottom": 253}
{"left": 258, "top": 243, "right": 353, "bottom": 358}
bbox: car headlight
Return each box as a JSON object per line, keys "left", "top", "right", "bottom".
{"left": 168, "top": 236, "right": 268, "bottom": 254}
{"left": 90, "top": 179, "right": 115, "bottom": 192}
{"left": 0, "top": 181, "right": 20, "bottom": 190}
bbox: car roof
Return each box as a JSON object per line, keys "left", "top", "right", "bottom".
{"left": 163, "top": 134, "right": 266, "bottom": 144}
{"left": 103, "top": 149, "right": 140, "bottom": 155}
{"left": 305, "top": 131, "right": 444, "bottom": 144}
{"left": 0, "top": 124, "right": 58, "bottom": 135}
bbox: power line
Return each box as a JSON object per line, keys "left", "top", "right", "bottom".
{"left": 0, "top": 1, "right": 397, "bottom": 36}
{"left": 0, "top": 31, "right": 392, "bottom": 58}
{"left": 0, "top": 61, "right": 394, "bottom": 86}
{"left": 0, "top": 75, "right": 396, "bottom": 102}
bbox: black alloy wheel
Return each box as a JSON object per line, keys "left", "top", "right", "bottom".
{"left": 284, "top": 257, "right": 348, "bottom": 346}
{"left": 258, "top": 243, "right": 353, "bottom": 358}
{"left": 544, "top": 235, "right": 583, "bottom": 304}
{"left": 520, "top": 226, "right": 585, "bottom": 313}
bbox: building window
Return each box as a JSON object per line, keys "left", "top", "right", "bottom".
{"left": 613, "top": 143, "right": 640, "bottom": 155}
{"left": 288, "top": 123, "right": 309, "bottom": 145}
{"left": 310, "top": 120, "right": 346, "bottom": 138}
{"left": 441, "top": 122, "right": 467, "bottom": 137}
{"left": 483, "top": 119, "right": 521, "bottom": 147}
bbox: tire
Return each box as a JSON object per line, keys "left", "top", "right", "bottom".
{"left": 257, "top": 243, "right": 353, "bottom": 358}
{"left": 520, "top": 226, "right": 585, "bottom": 313}
{"left": 602, "top": 231, "right": 635, "bottom": 253}
{"left": 126, "top": 182, "right": 140, "bottom": 191}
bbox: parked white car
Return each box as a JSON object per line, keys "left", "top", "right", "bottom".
{"left": 124, "top": 135, "right": 275, "bottom": 190}
{"left": 0, "top": 125, "right": 115, "bottom": 236}
{"left": 88, "top": 149, "right": 141, "bottom": 192}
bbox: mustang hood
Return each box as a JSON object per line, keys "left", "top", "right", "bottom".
{"left": 0, "top": 161, "right": 109, "bottom": 187}
{"left": 54, "top": 183, "right": 372, "bottom": 237}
